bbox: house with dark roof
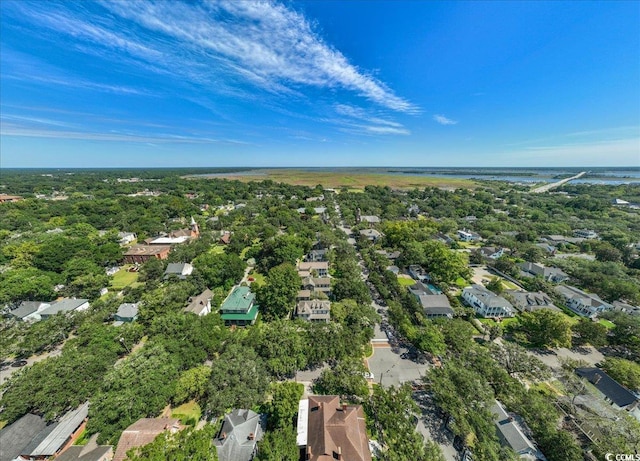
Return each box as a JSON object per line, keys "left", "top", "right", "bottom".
{"left": 305, "top": 248, "right": 328, "bottom": 262}
{"left": 220, "top": 286, "right": 259, "bottom": 326}
{"left": 113, "top": 418, "right": 182, "bottom": 461}
{"left": 164, "top": 262, "right": 193, "bottom": 280}
{"left": 479, "top": 246, "right": 504, "bottom": 260}
{"left": 213, "top": 409, "right": 266, "bottom": 461}
{"left": 39, "top": 299, "right": 90, "bottom": 320}
{"left": 0, "top": 413, "right": 48, "bottom": 461}
{"left": 185, "top": 289, "right": 213, "bottom": 316}
{"left": 462, "top": 285, "right": 514, "bottom": 319}
{"left": 16, "top": 402, "right": 89, "bottom": 460}
{"left": 114, "top": 302, "right": 139, "bottom": 324}
{"left": 490, "top": 400, "right": 545, "bottom": 461}
{"left": 576, "top": 368, "right": 639, "bottom": 411}
{"left": 299, "top": 395, "right": 371, "bottom": 461}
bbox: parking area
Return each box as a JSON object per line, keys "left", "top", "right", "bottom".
{"left": 366, "top": 344, "right": 429, "bottom": 388}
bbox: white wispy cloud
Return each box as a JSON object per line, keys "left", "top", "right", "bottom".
{"left": 11, "top": 0, "right": 417, "bottom": 113}
{"left": 433, "top": 114, "right": 458, "bottom": 125}
{"left": 511, "top": 138, "right": 640, "bottom": 165}
{"left": 0, "top": 123, "right": 247, "bottom": 145}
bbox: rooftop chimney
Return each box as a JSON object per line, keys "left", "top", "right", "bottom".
{"left": 306, "top": 446, "right": 312, "bottom": 460}
{"left": 337, "top": 446, "right": 343, "bottom": 460}
{"left": 342, "top": 403, "right": 347, "bottom": 412}
{"left": 593, "top": 374, "right": 602, "bottom": 385}
{"left": 248, "top": 432, "right": 255, "bottom": 440}
{"left": 220, "top": 432, "right": 227, "bottom": 440}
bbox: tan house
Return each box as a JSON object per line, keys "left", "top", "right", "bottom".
{"left": 113, "top": 418, "right": 183, "bottom": 461}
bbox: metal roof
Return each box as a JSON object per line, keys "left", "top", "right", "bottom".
{"left": 27, "top": 402, "right": 89, "bottom": 457}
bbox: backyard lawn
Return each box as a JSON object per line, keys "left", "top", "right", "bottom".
{"left": 397, "top": 276, "right": 416, "bottom": 287}
{"left": 172, "top": 400, "right": 201, "bottom": 425}
{"left": 110, "top": 266, "right": 139, "bottom": 290}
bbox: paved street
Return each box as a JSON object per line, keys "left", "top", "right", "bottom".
{"left": 367, "top": 344, "right": 429, "bottom": 387}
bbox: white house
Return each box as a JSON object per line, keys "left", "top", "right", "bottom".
{"left": 555, "top": 285, "right": 612, "bottom": 318}
{"left": 184, "top": 289, "right": 213, "bottom": 316}
{"left": 491, "top": 400, "right": 546, "bottom": 461}
{"left": 462, "top": 285, "right": 514, "bottom": 318}
{"left": 39, "top": 298, "right": 90, "bottom": 320}
{"left": 457, "top": 229, "right": 480, "bottom": 242}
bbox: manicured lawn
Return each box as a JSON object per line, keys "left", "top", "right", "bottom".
{"left": 172, "top": 400, "right": 201, "bottom": 425}
{"left": 599, "top": 319, "right": 616, "bottom": 329}
{"left": 478, "top": 317, "right": 519, "bottom": 329}
{"left": 397, "top": 276, "right": 416, "bottom": 287}
{"left": 455, "top": 277, "right": 468, "bottom": 288}
{"left": 501, "top": 280, "right": 519, "bottom": 290}
{"left": 110, "top": 266, "right": 139, "bottom": 290}
{"left": 249, "top": 271, "right": 265, "bottom": 287}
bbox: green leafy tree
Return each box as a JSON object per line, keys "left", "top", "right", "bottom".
{"left": 514, "top": 310, "right": 572, "bottom": 348}
{"left": 205, "top": 344, "right": 268, "bottom": 418}
{"left": 0, "top": 267, "right": 56, "bottom": 304}
{"left": 174, "top": 365, "right": 213, "bottom": 405}
{"left": 255, "top": 427, "right": 299, "bottom": 461}
{"left": 126, "top": 424, "right": 219, "bottom": 461}
{"left": 255, "top": 263, "right": 300, "bottom": 321}
{"left": 601, "top": 358, "right": 640, "bottom": 391}
{"left": 572, "top": 319, "right": 608, "bottom": 347}
{"left": 192, "top": 252, "right": 246, "bottom": 291}
{"left": 313, "top": 358, "right": 369, "bottom": 400}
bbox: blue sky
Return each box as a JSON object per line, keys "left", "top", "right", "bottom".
{"left": 1, "top": 0, "right": 638, "bottom": 167}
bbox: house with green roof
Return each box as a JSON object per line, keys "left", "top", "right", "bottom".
{"left": 220, "top": 286, "right": 259, "bottom": 326}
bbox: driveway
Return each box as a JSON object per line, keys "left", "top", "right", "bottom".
{"left": 413, "top": 391, "right": 459, "bottom": 461}
{"left": 529, "top": 346, "right": 604, "bottom": 371}
{"left": 471, "top": 266, "right": 493, "bottom": 285}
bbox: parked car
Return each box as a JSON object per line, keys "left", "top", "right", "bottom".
{"left": 11, "top": 359, "right": 27, "bottom": 367}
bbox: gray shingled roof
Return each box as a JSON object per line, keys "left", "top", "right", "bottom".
{"left": 39, "top": 299, "right": 89, "bottom": 317}
{"left": 115, "top": 303, "right": 139, "bottom": 319}
{"left": 491, "top": 400, "right": 536, "bottom": 455}
{"left": 576, "top": 367, "right": 639, "bottom": 408}
{"left": 214, "top": 409, "right": 265, "bottom": 461}
{"left": 0, "top": 413, "right": 48, "bottom": 461}
{"left": 9, "top": 301, "right": 46, "bottom": 319}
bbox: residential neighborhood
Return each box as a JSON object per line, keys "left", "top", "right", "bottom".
{"left": 1, "top": 170, "right": 639, "bottom": 461}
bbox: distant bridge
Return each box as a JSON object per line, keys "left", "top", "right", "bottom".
{"left": 530, "top": 171, "right": 586, "bottom": 193}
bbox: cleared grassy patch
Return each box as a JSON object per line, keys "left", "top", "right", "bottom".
{"left": 397, "top": 276, "right": 416, "bottom": 287}
{"left": 455, "top": 277, "right": 468, "bottom": 288}
{"left": 598, "top": 319, "right": 616, "bottom": 329}
{"left": 110, "top": 266, "right": 139, "bottom": 290}
{"left": 501, "top": 280, "right": 519, "bottom": 290}
{"left": 478, "top": 317, "right": 519, "bottom": 329}
{"left": 208, "top": 244, "right": 225, "bottom": 255}
{"left": 172, "top": 400, "right": 201, "bottom": 426}
{"left": 248, "top": 271, "right": 265, "bottom": 287}
{"left": 0, "top": 421, "right": 6, "bottom": 430}
{"left": 203, "top": 169, "right": 476, "bottom": 190}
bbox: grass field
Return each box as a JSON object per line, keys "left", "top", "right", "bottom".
{"left": 501, "top": 280, "right": 520, "bottom": 290}
{"left": 478, "top": 317, "right": 520, "bottom": 328}
{"left": 197, "top": 169, "right": 475, "bottom": 190}
{"left": 110, "top": 266, "right": 139, "bottom": 290}
{"left": 172, "top": 400, "right": 201, "bottom": 425}
{"left": 397, "top": 276, "right": 416, "bottom": 287}
{"left": 249, "top": 271, "right": 265, "bottom": 287}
